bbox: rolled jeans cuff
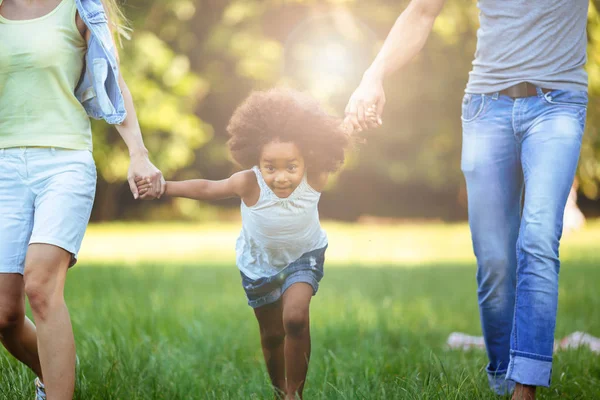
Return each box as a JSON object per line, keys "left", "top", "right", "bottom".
{"left": 506, "top": 350, "right": 552, "bottom": 387}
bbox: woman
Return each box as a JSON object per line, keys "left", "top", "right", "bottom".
{"left": 0, "top": 0, "right": 162, "bottom": 398}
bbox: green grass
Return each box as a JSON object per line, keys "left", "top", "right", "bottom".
{"left": 1, "top": 222, "right": 599, "bottom": 399}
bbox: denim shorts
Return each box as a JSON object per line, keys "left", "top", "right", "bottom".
{"left": 0, "top": 147, "right": 97, "bottom": 273}
{"left": 240, "top": 246, "right": 326, "bottom": 309}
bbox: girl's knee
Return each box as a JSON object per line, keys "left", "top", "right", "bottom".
{"left": 283, "top": 309, "right": 309, "bottom": 337}
{"left": 261, "top": 329, "right": 285, "bottom": 349}
{"left": 0, "top": 307, "right": 24, "bottom": 332}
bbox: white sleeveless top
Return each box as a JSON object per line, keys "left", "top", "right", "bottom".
{"left": 235, "top": 166, "right": 328, "bottom": 280}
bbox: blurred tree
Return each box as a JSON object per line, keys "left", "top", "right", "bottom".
{"left": 579, "top": 0, "right": 600, "bottom": 201}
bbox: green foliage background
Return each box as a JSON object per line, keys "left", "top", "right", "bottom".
{"left": 91, "top": 0, "right": 600, "bottom": 221}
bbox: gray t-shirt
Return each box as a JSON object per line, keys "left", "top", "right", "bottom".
{"left": 466, "top": 0, "right": 589, "bottom": 94}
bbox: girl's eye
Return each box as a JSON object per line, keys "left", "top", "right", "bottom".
{"left": 288, "top": 165, "right": 297, "bottom": 171}
{"left": 266, "top": 166, "right": 275, "bottom": 172}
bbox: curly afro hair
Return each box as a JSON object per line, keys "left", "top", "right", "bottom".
{"left": 227, "top": 88, "right": 351, "bottom": 173}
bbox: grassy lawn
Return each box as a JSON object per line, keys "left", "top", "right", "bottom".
{"left": 0, "top": 221, "right": 599, "bottom": 399}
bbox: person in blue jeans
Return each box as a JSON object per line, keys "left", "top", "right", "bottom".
{"left": 344, "top": 1, "right": 589, "bottom": 399}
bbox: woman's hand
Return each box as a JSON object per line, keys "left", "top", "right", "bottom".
{"left": 127, "top": 153, "right": 165, "bottom": 199}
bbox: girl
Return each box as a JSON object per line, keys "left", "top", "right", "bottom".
{"left": 137, "top": 89, "right": 374, "bottom": 399}
{"left": 0, "top": 0, "right": 162, "bottom": 399}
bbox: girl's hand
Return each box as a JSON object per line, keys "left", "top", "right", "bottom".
{"left": 134, "top": 176, "right": 154, "bottom": 200}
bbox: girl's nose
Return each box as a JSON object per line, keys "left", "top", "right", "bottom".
{"left": 275, "top": 173, "right": 286, "bottom": 182}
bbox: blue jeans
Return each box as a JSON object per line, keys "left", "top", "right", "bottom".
{"left": 461, "top": 88, "right": 587, "bottom": 393}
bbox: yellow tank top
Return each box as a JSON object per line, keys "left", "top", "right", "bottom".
{"left": 0, "top": 0, "right": 92, "bottom": 150}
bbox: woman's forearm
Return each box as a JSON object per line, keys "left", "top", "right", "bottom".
{"left": 114, "top": 75, "right": 148, "bottom": 157}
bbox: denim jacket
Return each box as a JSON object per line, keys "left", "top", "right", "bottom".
{"left": 75, "top": 0, "right": 127, "bottom": 124}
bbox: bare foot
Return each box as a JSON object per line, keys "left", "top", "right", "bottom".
{"left": 512, "top": 383, "right": 536, "bottom": 400}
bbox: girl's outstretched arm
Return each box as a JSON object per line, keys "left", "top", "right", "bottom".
{"left": 138, "top": 170, "right": 257, "bottom": 201}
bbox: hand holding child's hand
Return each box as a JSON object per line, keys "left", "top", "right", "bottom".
{"left": 134, "top": 176, "right": 155, "bottom": 200}
{"left": 343, "top": 105, "right": 380, "bottom": 135}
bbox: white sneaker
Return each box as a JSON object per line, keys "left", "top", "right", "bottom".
{"left": 34, "top": 377, "right": 46, "bottom": 400}
{"left": 446, "top": 332, "right": 486, "bottom": 350}
{"left": 559, "top": 331, "right": 600, "bottom": 353}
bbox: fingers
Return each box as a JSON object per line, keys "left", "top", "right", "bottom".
{"left": 344, "top": 99, "right": 351, "bottom": 116}
{"left": 133, "top": 175, "right": 156, "bottom": 200}
{"left": 130, "top": 157, "right": 164, "bottom": 200}
{"left": 345, "top": 101, "right": 363, "bottom": 133}
{"left": 128, "top": 177, "right": 140, "bottom": 200}
{"left": 357, "top": 102, "right": 372, "bottom": 131}
{"left": 137, "top": 182, "right": 152, "bottom": 195}
{"left": 136, "top": 177, "right": 152, "bottom": 189}
{"left": 365, "top": 118, "right": 379, "bottom": 129}
{"left": 138, "top": 190, "right": 155, "bottom": 200}
{"left": 150, "top": 171, "right": 163, "bottom": 197}
{"left": 376, "top": 97, "right": 385, "bottom": 125}
{"left": 139, "top": 181, "right": 157, "bottom": 200}
{"left": 159, "top": 176, "right": 166, "bottom": 197}
{"left": 347, "top": 100, "right": 381, "bottom": 132}
{"left": 343, "top": 110, "right": 379, "bottom": 135}
{"left": 365, "top": 105, "right": 380, "bottom": 129}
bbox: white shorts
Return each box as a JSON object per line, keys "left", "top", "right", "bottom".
{"left": 0, "top": 147, "right": 97, "bottom": 274}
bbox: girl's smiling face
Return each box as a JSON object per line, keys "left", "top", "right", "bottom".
{"left": 259, "top": 141, "right": 306, "bottom": 198}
